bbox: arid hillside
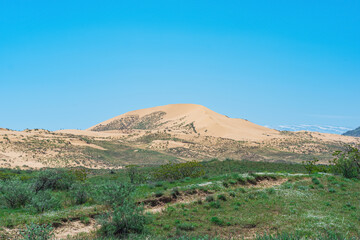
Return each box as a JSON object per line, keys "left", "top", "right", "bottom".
{"left": 1, "top": 104, "right": 359, "bottom": 169}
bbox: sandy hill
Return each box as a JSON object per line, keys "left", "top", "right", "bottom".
{"left": 88, "top": 104, "right": 279, "bottom": 141}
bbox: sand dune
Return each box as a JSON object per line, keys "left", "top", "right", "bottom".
{"left": 88, "top": 104, "right": 279, "bottom": 141}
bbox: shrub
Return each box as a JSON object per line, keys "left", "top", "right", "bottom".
{"left": 69, "top": 183, "right": 89, "bottom": 205}
{"left": 176, "top": 222, "right": 196, "bottom": 231}
{"left": 229, "top": 191, "right": 236, "bottom": 197}
{"left": 170, "top": 188, "right": 180, "bottom": 199}
{"left": 210, "top": 216, "right": 224, "bottom": 226}
{"left": 0, "top": 179, "right": 32, "bottom": 208}
{"left": 236, "top": 176, "right": 247, "bottom": 184}
{"left": 312, "top": 177, "right": 320, "bottom": 185}
{"left": 95, "top": 182, "right": 135, "bottom": 207}
{"left": 209, "top": 201, "right": 221, "bottom": 209}
{"left": 99, "top": 200, "right": 146, "bottom": 237}
{"left": 153, "top": 161, "right": 205, "bottom": 181}
{"left": 126, "top": 165, "right": 141, "bottom": 184}
{"left": 247, "top": 176, "right": 257, "bottom": 185}
{"left": 33, "top": 169, "right": 75, "bottom": 193}
{"left": 205, "top": 195, "right": 214, "bottom": 202}
{"left": 154, "top": 191, "right": 164, "bottom": 197}
{"left": 331, "top": 146, "right": 360, "bottom": 179}
{"left": 19, "top": 223, "right": 54, "bottom": 240}
{"left": 217, "top": 194, "right": 227, "bottom": 201}
{"left": 71, "top": 168, "right": 88, "bottom": 182}
{"left": 302, "top": 158, "right": 328, "bottom": 174}
{"left": 29, "top": 191, "right": 60, "bottom": 213}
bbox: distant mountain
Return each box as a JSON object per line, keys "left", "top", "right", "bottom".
{"left": 343, "top": 127, "right": 360, "bottom": 137}
{"left": 273, "top": 124, "right": 351, "bottom": 135}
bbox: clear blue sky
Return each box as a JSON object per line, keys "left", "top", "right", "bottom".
{"left": 1, "top": 0, "right": 359, "bottom": 133}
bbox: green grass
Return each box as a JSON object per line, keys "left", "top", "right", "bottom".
{"left": 1, "top": 160, "right": 359, "bottom": 239}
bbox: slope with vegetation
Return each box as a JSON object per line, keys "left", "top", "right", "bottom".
{"left": 0, "top": 145, "right": 359, "bottom": 239}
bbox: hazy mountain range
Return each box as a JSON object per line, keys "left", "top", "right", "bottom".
{"left": 272, "top": 124, "right": 352, "bottom": 135}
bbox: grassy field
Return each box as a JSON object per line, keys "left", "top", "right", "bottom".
{"left": 0, "top": 160, "right": 359, "bottom": 239}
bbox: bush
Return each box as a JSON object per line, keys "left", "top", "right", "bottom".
{"left": 153, "top": 161, "right": 205, "bottom": 181}
{"left": 154, "top": 191, "right": 164, "bottom": 197}
{"left": 209, "top": 201, "right": 221, "bottom": 209}
{"left": 331, "top": 146, "right": 360, "bottom": 179}
{"left": 19, "top": 223, "right": 54, "bottom": 240}
{"left": 312, "top": 177, "right": 320, "bottom": 185}
{"left": 95, "top": 182, "right": 135, "bottom": 207}
{"left": 29, "top": 191, "right": 60, "bottom": 213}
{"left": 99, "top": 200, "right": 146, "bottom": 237}
{"left": 217, "top": 194, "right": 227, "bottom": 201}
{"left": 69, "top": 183, "right": 89, "bottom": 205}
{"left": 0, "top": 179, "right": 32, "bottom": 208}
{"left": 210, "top": 216, "right": 224, "bottom": 226}
{"left": 205, "top": 195, "right": 214, "bottom": 202}
{"left": 176, "top": 222, "right": 196, "bottom": 231}
{"left": 33, "top": 169, "right": 75, "bottom": 193}
{"left": 302, "top": 158, "right": 328, "bottom": 174}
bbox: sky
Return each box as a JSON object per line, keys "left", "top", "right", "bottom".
{"left": 1, "top": 0, "right": 359, "bottom": 133}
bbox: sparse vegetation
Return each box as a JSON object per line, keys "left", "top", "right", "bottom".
{"left": 0, "top": 157, "right": 359, "bottom": 239}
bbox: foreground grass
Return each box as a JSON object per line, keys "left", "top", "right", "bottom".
{"left": 0, "top": 160, "right": 359, "bottom": 239}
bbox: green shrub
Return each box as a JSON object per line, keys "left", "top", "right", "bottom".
{"left": 209, "top": 201, "right": 221, "bottom": 209}
{"left": 69, "top": 183, "right": 89, "bottom": 205}
{"left": 302, "top": 158, "right": 329, "bottom": 174}
{"left": 29, "top": 191, "right": 60, "bottom": 213}
{"left": 210, "top": 216, "right": 224, "bottom": 226}
{"left": 0, "top": 179, "right": 32, "bottom": 208}
{"left": 217, "top": 194, "right": 227, "bottom": 201}
{"left": 205, "top": 195, "right": 214, "bottom": 202}
{"left": 95, "top": 182, "right": 135, "bottom": 207}
{"left": 236, "top": 176, "right": 247, "bottom": 184}
{"left": 19, "top": 223, "right": 54, "bottom": 240}
{"left": 153, "top": 161, "right": 205, "bottom": 181}
{"left": 171, "top": 187, "right": 180, "bottom": 198}
{"left": 176, "top": 222, "right": 196, "bottom": 231}
{"left": 99, "top": 200, "right": 146, "bottom": 237}
{"left": 247, "top": 176, "right": 257, "bottom": 185}
{"left": 312, "top": 177, "right": 320, "bottom": 185}
{"left": 154, "top": 191, "right": 164, "bottom": 197}
{"left": 229, "top": 191, "right": 236, "bottom": 197}
{"left": 331, "top": 146, "right": 360, "bottom": 179}
{"left": 33, "top": 169, "right": 75, "bottom": 193}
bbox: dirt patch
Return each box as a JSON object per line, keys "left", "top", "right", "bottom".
{"left": 54, "top": 218, "right": 99, "bottom": 240}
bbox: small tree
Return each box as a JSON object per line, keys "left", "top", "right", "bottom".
{"left": 331, "top": 145, "right": 360, "bottom": 178}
